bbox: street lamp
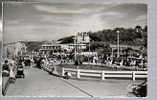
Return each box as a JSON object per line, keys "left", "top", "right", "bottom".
{"left": 116, "top": 30, "right": 120, "bottom": 58}
{"left": 111, "top": 48, "right": 113, "bottom": 60}
{"left": 74, "top": 32, "right": 78, "bottom": 63}
{"left": 88, "top": 33, "right": 90, "bottom": 65}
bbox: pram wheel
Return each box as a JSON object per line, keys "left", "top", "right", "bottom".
{"left": 21, "top": 74, "right": 25, "bottom": 78}
{"left": 9, "top": 77, "right": 16, "bottom": 84}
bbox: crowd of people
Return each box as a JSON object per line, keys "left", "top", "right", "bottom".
{"left": 2, "top": 56, "right": 32, "bottom": 82}
{"left": 33, "top": 53, "right": 147, "bottom": 69}
{"left": 83, "top": 54, "right": 146, "bottom": 68}
{"left": 2, "top": 53, "right": 147, "bottom": 80}
{"left": 2, "top": 58, "right": 18, "bottom": 82}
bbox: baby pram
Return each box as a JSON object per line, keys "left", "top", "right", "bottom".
{"left": 16, "top": 64, "right": 25, "bottom": 78}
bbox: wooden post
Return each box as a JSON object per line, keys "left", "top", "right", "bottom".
{"left": 62, "top": 67, "right": 64, "bottom": 76}
{"left": 102, "top": 71, "right": 105, "bottom": 80}
{"left": 132, "top": 71, "right": 135, "bottom": 81}
{"left": 77, "top": 69, "right": 80, "bottom": 79}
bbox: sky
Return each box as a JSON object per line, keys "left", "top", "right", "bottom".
{"left": 3, "top": 0, "right": 147, "bottom": 43}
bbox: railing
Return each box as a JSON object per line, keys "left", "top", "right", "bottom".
{"left": 82, "top": 62, "right": 147, "bottom": 71}
{"left": 62, "top": 68, "right": 147, "bottom": 80}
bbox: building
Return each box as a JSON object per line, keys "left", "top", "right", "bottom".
{"left": 60, "top": 32, "right": 90, "bottom": 52}
{"left": 61, "top": 43, "right": 86, "bottom": 52}
{"left": 39, "top": 41, "right": 61, "bottom": 55}
{"left": 39, "top": 32, "right": 90, "bottom": 55}
{"left": 77, "top": 32, "right": 90, "bottom": 44}
{"left": 3, "top": 41, "right": 27, "bottom": 58}
{"left": 110, "top": 44, "right": 141, "bottom": 50}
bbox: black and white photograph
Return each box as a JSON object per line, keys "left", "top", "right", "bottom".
{"left": 0, "top": 1, "right": 2, "bottom": 96}
{"left": 1, "top": 0, "right": 147, "bottom": 97}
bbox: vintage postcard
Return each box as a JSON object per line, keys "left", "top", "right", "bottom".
{"left": 1, "top": 0, "right": 147, "bottom": 97}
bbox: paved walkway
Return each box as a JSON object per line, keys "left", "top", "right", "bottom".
{"left": 6, "top": 66, "right": 143, "bottom": 97}
{"left": 6, "top": 67, "right": 88, "bottom": 96}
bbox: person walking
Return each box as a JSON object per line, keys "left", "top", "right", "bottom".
{"left": 3, "top": 60, "right": 10, "bottom": 72}
{"left": 2, "top": 60, "right": 10, "bottom": 76}
{"left": 9, "top": 58, "right": 17, "bottom": 83}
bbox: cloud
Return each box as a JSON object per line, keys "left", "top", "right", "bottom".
{"left": 33, "top": 0, "right": 147, "bottom": 4}
{"left": 7, "top": 20, "right": 21, "bottom": 25}
{"left": 35, "top": 5, "right": 88, "bottom": 14}
{"left": 40, "top": 15, "right": 74, "bottom": 27}
{"left": 4, "top": 3, "right": 147, "bottom": 43}
{"left": 34, "top": 4, "right": 105, "bottom": 15}
{"left": 71, "top": 14, "right": 107, "bottom": 32}
{"left": 135, "top": 14, "right": 147, "bottom": 21}
{"left": 97, "top": 11, "right": 126, "bottom": 20}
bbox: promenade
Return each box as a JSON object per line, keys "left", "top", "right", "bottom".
{"left": 5, "top": 66, "right": 143, "bottom": 97}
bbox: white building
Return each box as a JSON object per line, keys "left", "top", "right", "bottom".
{"left": 60, "top": 32, "right": 90, "bottom": 52}
{"left": 39, "top": 41, "right": 61, "bottom": 55}
{"left": 77, "top": 32, "right": 90, "bottom": 44}
{"left": 61, "top": 43, "right": 86, "bottom": 52}
{"left": 80, "top": 52, "right": 97, "bottom": 56}
{"left": 3, "top": 41, "right": 27, "bottom": 58}
{"left": 110, "top": 44, "right": 141, "bottom": 50}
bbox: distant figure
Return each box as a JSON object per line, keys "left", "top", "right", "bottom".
{"left": 109, "top": 60, "right": 112, "bottom": 67}
{"left": 93, "top": 56, "right": 96, "bottom": 63}
{"left": 64, "top": 72, "right": 71, "bottom": 79}
{"left": 120, "top": 60, "right": 123, "bottom": 66}
{"left": 37, "top": 57, "right": 43, "bottom": 69}
{"left": 30, "top": 57, "right": 34, "bottom": 66}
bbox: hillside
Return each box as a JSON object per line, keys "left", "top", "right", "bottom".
{"left": 58, "top": 26, "right": 147, "bottom": 47}
{"left": 22, "top": 41, "right": 43, "bottom": 52}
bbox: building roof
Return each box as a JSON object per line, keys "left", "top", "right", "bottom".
{"left": 42, "top": 41, "right": 61, "bottom": 47}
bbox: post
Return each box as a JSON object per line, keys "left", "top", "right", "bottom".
{"left": 132, "top": 71, "right": 135, "bottom": 81}
{"left": 88, "top": 43, "right": 90, "bottom": 64}
{"left": 74, "top": 34, "right": 77, "bottom": 62}
{"left": 62, "top": 67, "right": 65, "bottom": 76}
{"left": 88, "top": 33, "right": 90, "bottom": 65}
{"left": 77, "top": 69, "right": 80, "bottom": 79}
{"left": 141, "top": 56, "right": 144, "bottom": 68}
{"left": 111, "top": 48, "right": 113, "bottom": 61}
{"left": 101, "top": 71, "right": 105, "bottom": 80}
{"left": 117, "top": 30, "right": 120, "bottom": 58}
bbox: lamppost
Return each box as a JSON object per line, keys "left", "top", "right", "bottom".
{"left": 74, "top": 32, "right": 78, "bottom": 63}
{"left": 116, "top": 30, "right": 120, "bottom": 58}
{"left": 111, "top": 48, "right": 113, "bottom": 60}
{"left": 88, "top": 33, "right": 90, "bottom": 64}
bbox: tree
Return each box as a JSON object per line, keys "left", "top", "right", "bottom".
{"left": 58, "top": 26, "right": 146, "bottom": 47}
{"left": 24, "top": 41, "right": 43, "bottom": 52}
